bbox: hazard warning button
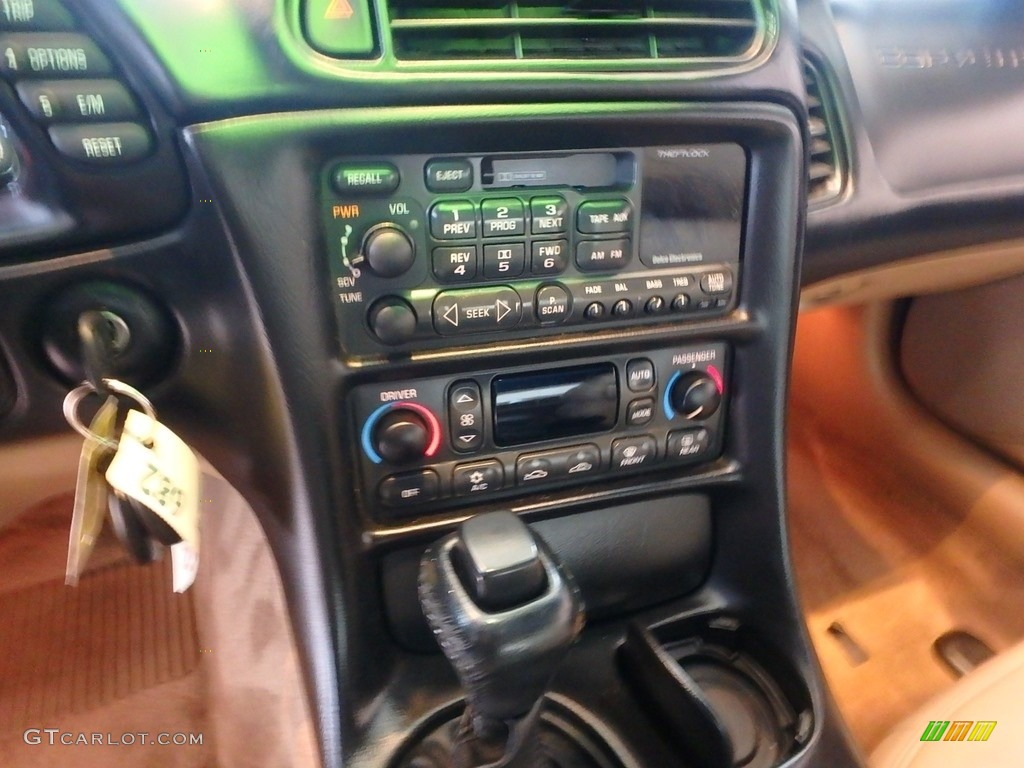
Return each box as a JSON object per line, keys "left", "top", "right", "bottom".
{"left": 304, "top": 0, "right": 377, "bottom": 57}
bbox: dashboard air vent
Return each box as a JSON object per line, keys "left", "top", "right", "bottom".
{"left": 803, "top": 54, "right": 845, "bottom": 204}
{"left": 386, "top": 0, "right": 765, "bottom": 64}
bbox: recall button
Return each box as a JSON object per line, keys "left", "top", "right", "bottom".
{"left": 433, "top": 286, "right": 522, "bottom": 336}
{"left": 611, "top": 435, "right": 657, "bottom": 471}
{"left": 535, "top": 284, "right": 570, "bottom": 324}
{"left": 48, "top": 122, "right": 152, "bottom": 165}
{"left": 425, "top": 158, "right": 473, "bottom": 192}
{"left": 332, "top": 162, "right": 400, "bottom": 196}
{"left": 577, "top": 199, "right": 633, "bottom": 234}
{"left": 379, "top": 470, "right": 440, "bottom": 508}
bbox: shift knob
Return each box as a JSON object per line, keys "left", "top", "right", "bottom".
{"left": 419, "top": 512, "right": 584, "bottom": 731}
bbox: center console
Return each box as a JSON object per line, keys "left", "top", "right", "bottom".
{"left": 181, "top": 99, "right": 857, "bottom": 768}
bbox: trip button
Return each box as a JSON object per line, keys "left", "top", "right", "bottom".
{"left": 331, "top": 162, "right": 400, "bottom": 196}
{"left": 535, "top": 284, "right": 570, "bottom": 324}
{"left": 453, "top": 460, "right": 504, "bottom": 496}
{"left": 433, "top": 286, "right": 522, "bottom": 335}
{"left": 481, "top": 198, "right": 525, "bottom": 238}
{"left": 577, "top": 199, "right": 633, "bottom": 234}
{"left": 48, "top": 122, "right": 151, "bottom": 164}
{"left": 483, "top": 243, "right": 525, "bottom": 279}
{"left": 0, "top": 33, "right": 113, "bottom": 78}
{"left": 531, "top": 239, "right": 568, "bottom": 275}
{"left": 430, "top": 200, "right": 476, "bottom": 240}
{"left": 531, "top": 196, "right": 568, "bottom": 234}
{"left": 379, "top": 470, "right": 440, "bottom": 508}
{"left": 611, "top": 435, "right": 657, "bottom": 471}
{"left": 626, "top": 359, "right": 655, "bottom": 392}
{"left": 433, "top": 246, "right": 477, "bottom": 283}
{"left": 449, "top": 380, "right": 483, "bottom": 453}
{"left": 667, "top": 428, "right": 712, "bottom": 464}
{"left": 425, "top": 158, "right": 473, "bottom": 192}
{"left": 576, "top": 239, "right": 630, "bottom": 272}
{"left": 627, "top": 398, "right": 655, "bottom": 427}
{"left": 0, "top": 0, "right": 75, "bottom": 31}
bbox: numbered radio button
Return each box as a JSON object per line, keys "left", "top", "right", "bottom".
{"left": 449, "top": 380, "right": 484, "bottom": 453}
{"left": 433, "top": 246, "right": 477, "bottom": 283}
{"left": 483, "top": 243, "right": 525, "bottom": 279}
{"left": 481, "top": 198, "right": 525, "bottom": 238}
{"left": 531, "top": 239, "right": 568, "bottom": 275}
{"left": 430, "top": 200, "right": 477, "bottom": 240}
{"left": 530, "top": 196, "right": 568, "bottom": 234}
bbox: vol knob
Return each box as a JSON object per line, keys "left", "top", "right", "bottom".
{"left": 374, "top": 408, "right": 432, "bottom": 464}
{"left": 670, "top": 371, "right": 722, "bottom": 420}
{"left": 362, "top": 224, "right": 415, "bottom": 278}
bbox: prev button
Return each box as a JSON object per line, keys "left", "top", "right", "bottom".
{"left": 433, "top": 286, "right": 522, "bottom": 335}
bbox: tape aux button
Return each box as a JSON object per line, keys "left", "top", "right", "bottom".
{"left": 433, "top": 286, "right": 522, "bottom": 336}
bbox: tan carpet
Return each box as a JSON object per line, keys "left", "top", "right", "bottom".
{"left": 788, "top": 409, "right": 1024, "bottom": 752}
{"left": 0, "top": 495, "right": 211, "bottom": 767}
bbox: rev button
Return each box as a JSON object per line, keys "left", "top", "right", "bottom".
{"left": 433, "top": 286, "right": 522, "bottom": 336}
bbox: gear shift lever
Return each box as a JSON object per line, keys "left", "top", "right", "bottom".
{"left": 419, "top": 511, "right": 585, "bottom": 766}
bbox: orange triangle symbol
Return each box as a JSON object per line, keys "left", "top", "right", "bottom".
{"left": 324, "top": 0, "right": 355, "bottom": 20}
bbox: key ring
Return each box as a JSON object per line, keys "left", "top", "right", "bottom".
{"left": 63, "top": 378, "right": 158, "bottom": 450}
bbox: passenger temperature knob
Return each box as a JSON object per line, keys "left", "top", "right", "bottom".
{"left": 362, "top": 224, "right": 415, "bottom": 278}
{"left": 669, "top": 371, "right": 722, "bottom": 420}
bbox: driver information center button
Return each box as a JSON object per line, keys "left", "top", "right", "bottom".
{"left": 516, "top": 444, "right": 601, "bottom": 486}
{"left": 433, "top": 286, "right": 522, "bottom": 335}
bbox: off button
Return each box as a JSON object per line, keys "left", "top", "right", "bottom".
{"left": 535, "top": 285, "right": 570, "bottom": 324}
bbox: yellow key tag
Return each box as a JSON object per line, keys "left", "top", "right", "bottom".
{"left": 66, "top": 395, "right": 119, "bottom": 586}
{"left": 105, "top": 410, "right": 200, "bottom": 592}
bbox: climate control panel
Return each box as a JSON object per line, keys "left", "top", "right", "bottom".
{"left": 322, "top": 146, "right": 746, "bottom": 357}
{"left": 350, "top": 344, "right": 729, "bottom": 520}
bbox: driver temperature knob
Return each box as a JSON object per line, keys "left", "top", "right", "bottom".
{"left": 362, "top": 224, "right": 415, "bottom": 278}
{"left": 669, "top": 371, "right": 722, "bottom": 420}
{"left": 374, "top": 407, "right": 433, "bottom": 464}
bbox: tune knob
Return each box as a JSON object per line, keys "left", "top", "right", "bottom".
{"left": 373, "top": 407, "right": 437, "bottom": 464}
{"left": 369, "top": 297, "right": 417, "bottom": 345}
{"left": 669, "top": 371, "right": 722, "bottom": 420}
{"left": 362, "top": 223, "right": 415, "bottom": 277}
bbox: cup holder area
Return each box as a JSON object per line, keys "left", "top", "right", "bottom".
{"left": 619, "top": 615, "right": 814, "bottom": 768}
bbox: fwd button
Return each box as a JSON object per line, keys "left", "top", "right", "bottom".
{"left": 433, "top": 286, "right": 522, "bottom": 336}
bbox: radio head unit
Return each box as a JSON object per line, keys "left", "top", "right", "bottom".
{"left": 321, "top": 145, "right": 746, "bottom": 357}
